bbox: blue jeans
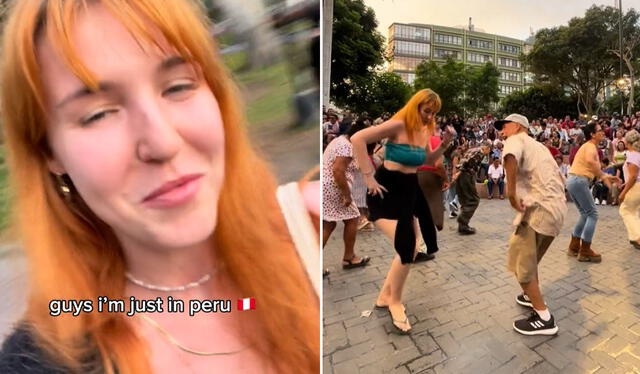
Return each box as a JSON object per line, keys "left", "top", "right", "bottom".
{"left": 487, "top": 179, "right": 504, "bottom": 197}
{"left": 566, "top": 175, "right": 598, "bottom": 243}
{"left": 445, "top": 183, "right": 458, "bottom": 211}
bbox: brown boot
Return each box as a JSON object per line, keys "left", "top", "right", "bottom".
{"left": 567, "top": 236, "right": 581, "bottom": 257}
{"left": 578, "top": 241, "right": 602, "bottom": 263}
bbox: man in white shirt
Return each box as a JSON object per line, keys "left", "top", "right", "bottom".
{"left": 487, "top": 158, "right": 504, "bottom": 199}
{"left": 494, "top": 113, "right": 567, "bottom": 336}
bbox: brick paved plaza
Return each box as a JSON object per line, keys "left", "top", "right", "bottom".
{"left": 323, "top": 199, "right": 640, "bottom": 374}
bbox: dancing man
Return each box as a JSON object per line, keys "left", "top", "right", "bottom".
{"left": 495, "top": 114, "right": 566, "bottom": 335}
{"left": 453, "top": 142, "right": 491, "bottom": 234}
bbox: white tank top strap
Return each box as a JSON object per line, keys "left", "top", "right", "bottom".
{"left": 276, "top": 182, "right": 320, "bottom": 297}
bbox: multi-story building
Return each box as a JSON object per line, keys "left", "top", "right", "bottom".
{"left": 387, "top": 23, "right": 526, "bottom": 98}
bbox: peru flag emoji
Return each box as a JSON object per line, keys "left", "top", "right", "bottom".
{"left": 238, "top": 298, "right": 256, "bottom": 311}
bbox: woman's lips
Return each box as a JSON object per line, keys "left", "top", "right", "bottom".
{"left": 142, "top": 174, "right": 203, "bottom": 208}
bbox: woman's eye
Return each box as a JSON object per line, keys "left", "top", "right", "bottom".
{"left": 163, "top": 83, "right": 196, "bottom": 97}
{"left": 80, "top": 109, "right": 118, "bottom": 126}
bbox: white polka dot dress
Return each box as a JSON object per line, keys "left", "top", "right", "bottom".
{"left": 322, "top": 136, "right": 360, "bottom": 221}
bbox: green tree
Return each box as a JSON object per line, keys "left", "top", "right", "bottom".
{"left": 413, "top": 58, "right": 466, "bottom": 115}
{"left": 604, "top": 89, "right": 640, "bottom": 114}
{"left": 414, "top": 58, "right": 500, "bottom": 117}
{"left": 341, "top": 72, "right": 411, "bottom": 118}
{"left": 464, "top": 62, "right": 500, "bottom": 116}
{"left": 524, "top": 5, "right": 640, "bottom": 115}
{"left": 330, "top": 0, "right": 385, "bottom": 108}
{"left": 500, "top": 85, "right": 577, "bottom": 120}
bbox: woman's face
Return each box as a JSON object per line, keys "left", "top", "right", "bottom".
{"left": 593, "top": 126, "right": 604, "bottom": 143}
{"left": 39, "top": 5, "right": 225, "bottom": 251}
{"left": 418, "top": 103, "right": 434, "bottom": 125}
{"left": 617, "top": 142, "right": 626, "bottom": 151}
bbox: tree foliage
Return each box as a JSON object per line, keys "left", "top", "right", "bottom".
{"left": 464, "top": 62, "right": 500, "bottom": 116}
{"left": 413, "top": 58, "right": 499, "bottom": 117}
{"left": 604, "top": 89, "right": 640, "bottom": 114}
{"left": 524, "top": 5, "right": 640, "bottom": 115}
{"left": 341, "top": 72, "right": 411, "bottom": 118}
{"left": 500, "top": 85, "right": 577, "bottom": 120}
{"left": 330, "top": 0, "right": 385, "bottom": 108}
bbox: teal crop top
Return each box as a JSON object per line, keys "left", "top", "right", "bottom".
{"left": 385, "top": 143, "right": 426, "bottom": 167}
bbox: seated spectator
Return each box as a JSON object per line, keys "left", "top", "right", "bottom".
{"left": 487, "top": 158, "right": 505, "bottom": 199}
{"left": 545, "top": 138, "right": 561, "bottom": 158}
{"left": 593, "top": 158, "right": 621, "bottom": 205}
{"left": 557, "top": 155, "right": 570, "bottom": 179}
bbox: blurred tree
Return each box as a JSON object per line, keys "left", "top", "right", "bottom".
{"left": 330, "top": 0, "right": 384, "bottom": 108}
{"left": 606, "top": 7, "right": 640, "bottom": 115}
{"left": 464, "top": 62, "right": 500, "bottom": 117}
{"left": 501, "top": 85, "right": 577, "bottom": 120}
{"left": 413, "top": 58, "right": 466, "bottom": 116}
{"left": 344, "top": 72, "right": 411, "bottom": 117}
{"left": 524, "top": 5, "right": 640, "bottom": 115}
{"left": 414, "top": 58, "right": 499, "bottom": 117}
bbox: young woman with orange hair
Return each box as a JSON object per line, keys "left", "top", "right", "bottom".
{"left": 0, "top": 1, "right": 318, "bottom": 373}
{"left": 351, "top": 89, "right": 453, "bottom": 334}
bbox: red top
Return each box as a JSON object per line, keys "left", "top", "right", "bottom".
{"left": 417, "top": 136, "right": 442, "bottom": 172}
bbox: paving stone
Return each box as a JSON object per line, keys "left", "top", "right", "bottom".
{"left": 324, "top": 201, "right": 640, "bottom": 373}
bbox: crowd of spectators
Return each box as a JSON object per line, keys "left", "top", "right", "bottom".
{"left": 323, "top": 107, "right": 640, "bottom": 206}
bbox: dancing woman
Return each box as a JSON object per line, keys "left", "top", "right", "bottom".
{"left": 351, "top": 89, "right": 452, "bottom": 334}
{"left": 566, "top": 122, "right": 619, "bottom": 262}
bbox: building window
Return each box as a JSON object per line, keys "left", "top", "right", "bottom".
{"left": 498, "top": 57, "right": 521, "bottom": 68}
{"left": 393, "top": 56, "right": 428, "bottom": 71}
{"left": 499, "top": 43, "right": 521, "bottom": 54}
{"left": 433, "top": 48, "right": 462, "bottom": 60}
{"left": 499, "top": 85, "right": 520, "bottom": 95}
{"left": 500, "top": 71, "right": 521, "bottom": 82}
{"left": 467, "top": 52, "right": 493, "bottom": 63}
{"left": 397, "top": 72, "right": 416, "bottom": 85}
{"left": 468, "top": 38, "right": 493, "bottom": 50}
{"left": 434, "top": 33, "right": 462, "bottom": 46}
{"left": 393, "top": 24, "right": 430, "bottom": 42}
{"left": 393, "top": 40, "right": 430, "bottom": 58}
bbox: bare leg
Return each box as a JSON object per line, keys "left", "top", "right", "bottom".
{"left": 520, "top": 276, "right": 545, "bottom": 311}
{"left": 322, "top": 220, "right": 337, "bottom": 247}
{"left": 374, "top": 218, "right": 412, "bottom": 332}
{"left": 342, "top": 217, "right": 359, "bottom": 260}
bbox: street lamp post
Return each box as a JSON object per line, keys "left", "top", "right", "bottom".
{"left": 619, "top": 0, "right": 624, "bottom": 115}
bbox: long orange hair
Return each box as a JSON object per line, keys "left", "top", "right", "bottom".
{"left": 392, "top": 88, "right": 442, "bottom": 143}
{"left": 0, "top": 1, "right": 318, "bottom": 373}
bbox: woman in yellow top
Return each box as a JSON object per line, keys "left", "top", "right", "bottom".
{"left": 566, "top": 122, "right": 619, "bottom": 263}
{"left": 0, "top": 1, "right": 318, "bottom": 373}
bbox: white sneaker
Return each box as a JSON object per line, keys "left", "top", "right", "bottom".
{"left": 602, "top": 200, "right": 607, "bottom": 206}
{"left": 594, "top": 198, "right": 600, "bottom": 205}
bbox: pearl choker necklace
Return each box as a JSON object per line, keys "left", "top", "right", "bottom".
{"left": 125, "top": 272, "right": 212, "bottom": 292}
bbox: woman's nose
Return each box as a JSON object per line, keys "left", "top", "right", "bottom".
{"left": 134, "top": 102, "right": 183, "bottom": 163}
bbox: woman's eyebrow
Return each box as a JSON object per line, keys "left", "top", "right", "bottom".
{"left": 158, "top": 56, "right": 187, "bottom": 72}
{"left": 55, "top": 56, "right": 187, "bottom": 110}
{"left": 55, "top": 82, "right": 116, "bottom": 110}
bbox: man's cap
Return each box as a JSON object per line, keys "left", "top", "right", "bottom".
{"left": 494, "top": 113, "right": 530, "bottom": 130}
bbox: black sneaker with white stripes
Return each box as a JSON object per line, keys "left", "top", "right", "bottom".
{"left": 516, "top": 293, "right": 532, "bottom": 308}
{"left": 513, "top": 311, "right": 558, "bottom": 336}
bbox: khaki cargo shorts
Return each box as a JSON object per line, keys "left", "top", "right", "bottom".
{"left": 507, "top": 223, "right": 554, "bottom": 283}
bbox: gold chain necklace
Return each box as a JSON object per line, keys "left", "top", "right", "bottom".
{"left": 137, "top": 314, "right": 250, "bottom": 357}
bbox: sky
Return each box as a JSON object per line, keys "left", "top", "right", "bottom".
{"left": 364, "top": 0, "right": 640, "bottom": 42}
